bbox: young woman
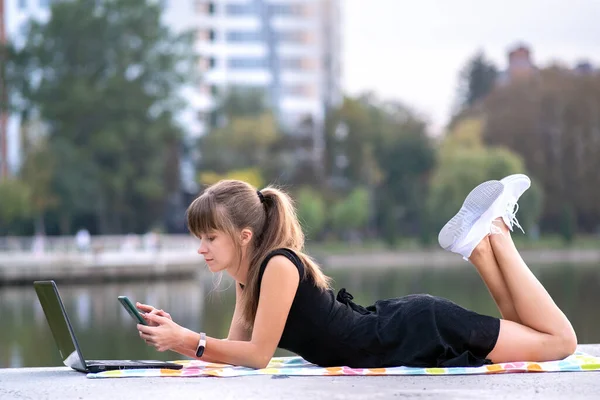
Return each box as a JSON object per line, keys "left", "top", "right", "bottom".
{"left": 136, "top": 175, "right": 577, "bottom": 369}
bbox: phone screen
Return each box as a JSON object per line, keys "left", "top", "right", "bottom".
{"left": 118, "top": 296, "right": 147, "bottom": 325}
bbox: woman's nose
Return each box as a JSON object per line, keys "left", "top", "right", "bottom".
{"left": 197, "top": 241, "right": 207, "bottom": 254}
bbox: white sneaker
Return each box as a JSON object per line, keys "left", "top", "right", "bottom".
{"left": 499, "top": 174, "right": 531, "bottom": 233}
{"left": 438, "top": 180, "right": 505, "bottom": 260}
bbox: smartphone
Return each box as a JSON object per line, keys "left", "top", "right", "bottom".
{"left": 118, "top": 295, "right": 147, "bottom": 325}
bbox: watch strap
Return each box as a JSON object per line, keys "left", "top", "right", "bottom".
{"left": 195, "top": 332, "right": 206, "bottom": 357}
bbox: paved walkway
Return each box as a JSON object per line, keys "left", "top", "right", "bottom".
{"left": 1, "top": 345, "right": 599, "bottom": 400}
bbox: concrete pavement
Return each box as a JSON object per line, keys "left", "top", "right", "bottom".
{"left": 1, "top": 345, "right": 599, "bottom": 400}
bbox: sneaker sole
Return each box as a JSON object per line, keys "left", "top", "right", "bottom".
{"left": 437, "top": 181, "right": 505, "bottom": 250}
{"left": 499, "top": 174, "right": 531, "bottom": 230}
{"left": 500, "top": 173, "right": 531, "bottom": 188}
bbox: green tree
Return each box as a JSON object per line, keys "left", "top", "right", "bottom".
{"left": 296, "top": 187, "right": 326, "bottom": 240}
{"left": 198, "top": 87, "right": 289, "bottom": 181}
{"left": 428, "top": 117, "right": 529, "bottom": 233}
{"left": 211, "top": 87, "right": 269, "bottom": 126}
{"left": 325, "top": 95, "right": 436, "bottom": 245}
{"left": 0, "top": 179, "right": 32, "bottom": 233}
{"left": 324, "top": 96, "right": 383, "bottom": 188}
{"left": 369, "top": 100, "right": 436, "bottom": 245}
{"left": 19, "top": 137, "right": 58, "bottom": 234}
{"left": 330, "top": 187, "right": 370, "bottom": 239}
{"left": 199, "top": 113, "right": 280, "bottom": 174}
{"left": 198, "top": 167, "right": 265, "bottom": 189}
{"left": 457, "top": 50, "right": 498, "bottom": 110}
{"left": 8, "top": 0, "right": 198, "bottom": 233}
{"left": 484, "top": 66, "right": 600, "bottom": 233}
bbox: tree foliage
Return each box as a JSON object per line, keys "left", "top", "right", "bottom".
{"left": 211, "top": 87, "right": 270, "bottom": 125}
{"left": 296, "top": 187, "right": 326, "bottom": 240}
{"left": 428, "top": 117, "right": 535, "bottom": 233}
{"left": 325, "top": 95, "right": 436, "bottom": 245}
{"left": 484, "top": 66, "right": 600, "bottom": 232}
{"left": 198, "top": 168, "right": 264, "bottom": 189}
{"left": 457, "top": 51, "right": 499, "bottom": 110}
{"left": 6, "top": 0, "right": 198, "bottom": 234}
{"left": 330, "top": 187, "right": 370, "bottom": 235}
{"left": 0, "top": 179, "right": 32, "bottom": 229}
{"left": 199, "top": 113, "right": 280, "bottom": 174}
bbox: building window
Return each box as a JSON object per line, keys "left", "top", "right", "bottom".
{"left": 197, "top": 29, "right": 216, "bottom": 41}
{"left": 280, "top": 58, "right": 302, "bottom": 69}
{"left": 282, "top": 84, "right": 315, "bottom": 98}
{"left": 39, "top": 0, "right": 49, "bottom": 7}
{"left": 269, "top": 4, "right": 294, "bottom": 15}
{"left": 226, "top": 3, "right": 257, "bottom": 15}
{"left": 227, "top": 57, "right": 268, "bottom": 70}
{"left": 226, "top": 30, "right": 263, "bottom": 43}
{"left": 200, "top": 56, "right": 217, "bottom": 70}
{"left": 269, "top": 3, "right": 309, "bottom": 16}
{"left": 279, "top": 30, "right": 302, "bottom": 43}
{"left": 279, "top": 30, "right": 315, "bottom": 44}
{"left": 281, "top": 57, "right": 316, "bottom": 71}
{"left": 19, "top": 0, "right": 28, "bottom": 10}
{"left": 193, "top": 0, "right": 216, "bottom": 14}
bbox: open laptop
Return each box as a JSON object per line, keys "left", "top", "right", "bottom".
{"left": 33, "top": 280, "right": 183, "bottom": 373}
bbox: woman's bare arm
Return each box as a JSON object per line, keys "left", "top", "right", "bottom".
{"left": 226, "top": 282, "right": 252, "bottom": 341}
{"left": 168, "top": 282, "right": 250, "bottom": 363}
{"left": 140, "top": 255, "right": 299, "bottom": 368}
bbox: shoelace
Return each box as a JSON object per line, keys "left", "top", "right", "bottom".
{"left": 504, "top": 201, "right": 525, "bottom": 233}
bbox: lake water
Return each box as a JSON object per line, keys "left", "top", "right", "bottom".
{"left": 1, "top": 263, "right": 599, "bottom": 368}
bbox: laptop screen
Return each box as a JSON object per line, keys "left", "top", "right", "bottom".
{"left": 34, "top": 281, "right": 87, "bottom": 371}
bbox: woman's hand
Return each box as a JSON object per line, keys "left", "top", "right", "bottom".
{"left": 136, "top": 302, "right": 172, "bottom": 327}
{"left": 137, "top": 313, "right": 187, "bottom": 352}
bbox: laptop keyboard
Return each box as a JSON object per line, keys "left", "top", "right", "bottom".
{"left": 88, "top": 360, "right": 170, "bottom": 365}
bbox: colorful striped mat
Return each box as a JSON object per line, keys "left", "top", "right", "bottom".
{"left": 86, "top": 351, "right": 600, "bottom": 378}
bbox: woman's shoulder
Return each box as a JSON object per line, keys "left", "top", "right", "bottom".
{"left": 259, "top": 248, "right": 306, "bottom": 281}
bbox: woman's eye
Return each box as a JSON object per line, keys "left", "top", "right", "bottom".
{"left": 208, "top": 237, "right": 215, "bottom": 242}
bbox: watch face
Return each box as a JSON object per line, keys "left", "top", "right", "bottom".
{"left": 196, "top": 346, "right": 205, "bottom": 357}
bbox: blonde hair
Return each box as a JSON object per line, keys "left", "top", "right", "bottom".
{"left": 186, "top": 179, "right": 331, "bottom": 328}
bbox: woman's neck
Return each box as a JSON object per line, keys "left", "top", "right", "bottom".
{"left": 228, "top": 258, "right": 250, "bottom": 285}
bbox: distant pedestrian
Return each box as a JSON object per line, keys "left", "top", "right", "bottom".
{"left": 75, "top": 228, "right": 91, "bottom": 252}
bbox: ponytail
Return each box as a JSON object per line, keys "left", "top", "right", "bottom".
{"left": 241, "top": 186, "right": 331, "bottom": 328}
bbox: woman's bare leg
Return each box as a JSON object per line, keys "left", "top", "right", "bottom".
{"left": 469, "top": 236, "right": 521, "bottom": 324}
{"left": 486, "top": 218, "right": 577, "bottom": 363}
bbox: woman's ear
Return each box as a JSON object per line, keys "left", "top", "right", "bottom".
{"left": 240, "top": 228, "right": 253, "bottom": 247}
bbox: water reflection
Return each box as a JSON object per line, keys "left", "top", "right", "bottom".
{"left": 1, "top": 263, "right": 599, "bottom": 368}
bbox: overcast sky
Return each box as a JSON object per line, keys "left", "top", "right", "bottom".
{"left": 342, "top": 0, "right": 600, "bottom": 134}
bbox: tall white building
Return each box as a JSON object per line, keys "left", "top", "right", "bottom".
{"left": 163, "top": 0, "right": 343, "bottom": 140}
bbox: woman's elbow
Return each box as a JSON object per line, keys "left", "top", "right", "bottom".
{"left": 248, "top": 348, "right": 273, "bottom": 369}
{"left": 252, "top": 354, "right": 271, "bottom": 369}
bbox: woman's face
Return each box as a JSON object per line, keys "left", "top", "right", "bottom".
{"left": 196, "top": 230, "right": 237, "bottom": 273}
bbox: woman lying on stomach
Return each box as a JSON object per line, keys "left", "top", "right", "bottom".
{"left": 136, "top": 176, "right": 577, "bottom": 369}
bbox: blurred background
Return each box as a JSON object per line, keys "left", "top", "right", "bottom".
{"left": 1, "top": 0, "right": 599, "bottom": 368}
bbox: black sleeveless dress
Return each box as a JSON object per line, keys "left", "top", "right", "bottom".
{"left": 255, "top": 248, "right": 501, "bottom": 368}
